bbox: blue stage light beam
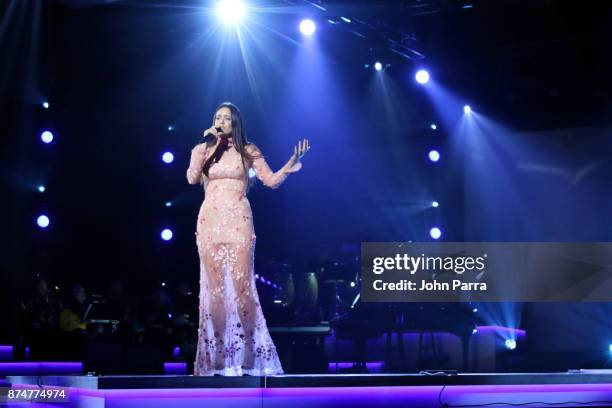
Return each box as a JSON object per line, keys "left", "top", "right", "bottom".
{"left": 41, "top": 131, "right": 54, "bottom": 144}
{"left": 415, "top": 69, "right": 430, "bottom": 84}
{"left": 162, "top": 152, "right": 174, "bottom": 164}
{"left": 428, "top": 149, "right": 440, "bottom": 162}
{"left": 430, "top": 227, "right": 442, "bottom": 240}
{"left": 216, "top": 0, "right": 246, "bottom": 25}
{"left": 161, "top": 229, "right": 173, "bottom": 241}
{"left": 299, "top": 19, "right": 316, "bottom": 36}
{"left": 37, "top": 215, "right": 50, "bottom": 228}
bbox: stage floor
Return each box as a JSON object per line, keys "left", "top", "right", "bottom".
{"left": 6, "top": 372, "right": 612, "bottom": 407}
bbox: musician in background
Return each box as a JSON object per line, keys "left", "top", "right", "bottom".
{"left": 59, "top": 284, "right": 89, "bottom": 359}
{"left": 25, "top": 278, "right": 61, "bottom": 359}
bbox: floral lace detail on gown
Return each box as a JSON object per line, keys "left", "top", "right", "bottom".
{"left": 186, "top": 141, "right": 301, "bottom": 376}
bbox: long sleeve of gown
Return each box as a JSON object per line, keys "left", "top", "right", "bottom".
{"left": 186, "top": 144, "right": 210, "bottom": 185}
{"left": 248, "top": 144, "right": 302, "bottom": 189}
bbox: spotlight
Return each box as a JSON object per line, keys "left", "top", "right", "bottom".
{"left": 428, "top": 150, "right": 440, "bottom": 162}
{"left": 430, "top": 123, "right": 437, "bottom": 130}
{"left": 42, "top": 101, "right": 50, "bottom": 109}
{"left": 162, "top": 152, "right": 174, "bottom": 164}
{"left": 40, "top": 131, "right": 54, "bottom": 144}
{"left": 504, "top": 339, "right": 517, "bottom": 350}
{"left": 161, "top": 282, "right": 166, "bottom": 287}
{"left": 165, "top": 201, "right": 172, "bottom": 207}
{"left": 472, "top": 328, "right": 478, "bottom": 334}
{"left": 340, "top": 16, "right": 351, "bottom": 23}
{"left": 37, "top": 215, "right": 50, "bottom": 229}
{"left": 161, "top": 228, "right": 173, "bottom": 241}
{"left": 609, "top": 343, "right": 612, "bottom": 354}
{"left": 374, "top": 62, "right": 383, "bottom": 71}
{"left": 167, "top": 125, "right": 174, "bottom": 132}
{"left": 429, "top": 227, "right": 442, "bottom": 240}
{"left": 299, "top": 19, "right": 316, "bottom": 35}
{"left": 415, "top": 69, "right": 430, "bottom": 84}
{"left": 464, "top": 105, "right": 472, "bottom": 114}
{"left": 432, "top": 201, "right": 439, "bottom": 208}
{"left": 216, "top": 0, "right": 246, "bottom": 25}
{"left": 472, "top": 307, "right": 478, "bottom": 313}
{"left": 38, "top": 185, "right": 46, "bottom": 193}
{"left": 350, "top": 281, "right": 356, "bottom": 288}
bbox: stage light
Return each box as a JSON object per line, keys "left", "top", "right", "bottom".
{"left": 161, "top": 228, "right": 173, "bottom": 241}
{"left": 430, "top": 123, "right": 437, "bottom": 130}
{"left": 165, "top": 201, "right": 172, "bottom": 207}
{"left": 248, "top": 168, "right": 256, "bottom": 178}
{"left": 609, "top": 343, "right": 612, "bottom": 354}
{"left": 42, "top": 101, "right": 50, "bottom": 109}
{"left": 41, "top": 131, "right": 54, "bottom": 144}
{"left": 216, "top": 0, "right": 246, "bottom": 25}
{"left": 37, "top": 215, "right": 50, "bottom": 228}
{"left": 464, "top": 105, "right": 472, "bottom": 114}
{"left": 350, "top": 281, "right": 356, "bottom": 288}
{"left": 162, "top": 152, "right": 174, "bottom": 164}
{"left": 429, "top": 227, "right": 442, "bottom": 240}
{"left": 432, "top": 201, "right": 439, "bottom": 208}
{"left": 472, "top": 328, "right": 478, "bottom": 334}
{"left": 161, "top": 282, "right": 166, "bottom": 287}
{"left": 428, "top": 150, "right": 440, "bottom": 162}
{"left": 374, "top": 62, "right": 383, "bottom": 71}
{"left": 340, "top": 16, "right": 351, "bottom": 23}
{"left": 167, "top": 125, "right": 174, "bottom": 132}
{"left": 38, "top": 185, "right": 46, "bottom": 193}
{"left": 350, "top": 293, "right": 360, "bottom": 309}
{"left": 505, "top": 339, "right": 517, "bottom": 350}
{"left": 299, "top": 19, "right": 316, "bottom": 35}
{"left": 473, "top": 307, "right": 478, "bottom": 313}
{"left": 415, "top": 69, "right": 430, "bottom": 84}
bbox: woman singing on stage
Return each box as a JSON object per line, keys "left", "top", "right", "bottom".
{"left": 186, "top": 102, "right": 310, "bottom": 376}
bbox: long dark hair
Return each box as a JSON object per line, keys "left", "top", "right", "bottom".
{"left": 202, "top": 102, "right": 255, "bottom": 178}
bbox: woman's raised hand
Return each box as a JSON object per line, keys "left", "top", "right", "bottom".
{"left": 203, "top": 126, "right": 220, "bottom": 139}
{"left": 292, "top": 139, "right": 311, "bottom": 161}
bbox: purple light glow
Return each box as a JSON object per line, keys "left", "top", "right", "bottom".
{"left": 0, "top": 362, "right": 83, "bottom": 376}
{"left": 163, "top": 362, "right": 187, "bottom": 375}
{"left": 261, "top": 384, "right": 612, "bottom": 408}
{"left": 328, "top": 362, "right": 384, "bottom": 373}
{"left": 0, "top": 345, "right": 14, "bottom": 361}
{"left": 9, "top": 381, "right": 612, "bottom": 408}
{"left": 476, "top": 325, "right": 526, "bottom": 337}
{"left": 76, "top": 387, "right": 262, "bottom": 400}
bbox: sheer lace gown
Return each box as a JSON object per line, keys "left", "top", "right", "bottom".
{"left": 186, "top": 140, "right": 301, "bottom": 376}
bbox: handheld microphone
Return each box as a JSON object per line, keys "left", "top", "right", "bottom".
{"left": 203, "top": 127, "right": 224, "bottom": 143}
